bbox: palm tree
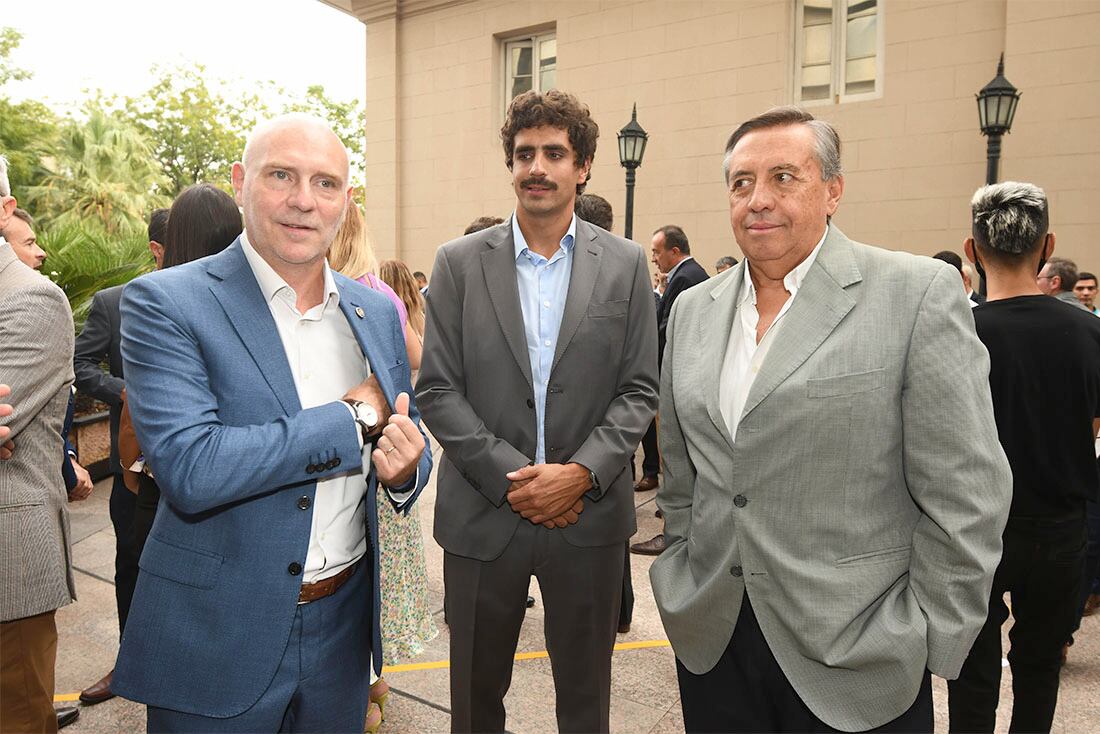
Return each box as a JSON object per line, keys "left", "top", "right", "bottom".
{"left": 26, "top": 108, "right": 169, "bottom": 234}
{"left": 38, "top": 221, "right": 155, "bottom": 333}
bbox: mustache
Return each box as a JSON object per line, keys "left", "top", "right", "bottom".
{"left": 521, "top": 179, "right": 558, "bottom": 190}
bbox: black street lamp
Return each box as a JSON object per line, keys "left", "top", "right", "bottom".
{"left": 617, "top": 104, "right": 649, "bottom": 241}
{"left": 976, "top": 53, "right": 1021, "bottom": 185}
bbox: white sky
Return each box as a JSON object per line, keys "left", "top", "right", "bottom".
{"left": 4, "top": 0, "right": 366, "bottom": 114}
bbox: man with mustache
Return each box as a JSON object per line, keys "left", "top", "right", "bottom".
{"left": 417, "top": 90, "right": 658, "bottom": 732}
{"left": 650, "top": 107, "right": 1012, "bottom": 732}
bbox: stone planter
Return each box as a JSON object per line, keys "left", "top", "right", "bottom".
{"left": 72, "top": 410, "right": 111, "bottom": 481}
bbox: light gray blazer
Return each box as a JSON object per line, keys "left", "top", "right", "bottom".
{"left": 0, "top": 242, "right": 76, "bottom": 622}
{"left": 417, "top": 218, "right": 659, "bottom": 561}
{"left": 650, "top": 227, "right": 1012, "bottom": 732}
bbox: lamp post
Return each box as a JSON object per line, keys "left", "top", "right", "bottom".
{"left": 617, "top": 104, "right": 649, "bottom": 241}
{"left": 976, "top": 53, "right": 1021, "bottom": 185}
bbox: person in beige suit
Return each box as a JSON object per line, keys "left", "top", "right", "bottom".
{"left": 650, "top": 107, "right": 1013, "bottom": 733}
{"left": 0, "top": 154, "right": 77, "bottom": 733}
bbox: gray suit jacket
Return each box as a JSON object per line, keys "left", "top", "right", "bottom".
{"left": 0, "top": 241, "right": 77, "bottom": 621}
{"left": 417, "top": 218, "right": 659, "bottom": 561}
{"left": 73, "top": 285, "right": 125, "bottom": 472}
{"left": 650, "top": 228, "right": 1012, "bottom": 731}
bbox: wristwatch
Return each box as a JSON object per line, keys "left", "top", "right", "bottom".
{"left": 587, "top": 468, "right": 600, "bottom": 493}
{"left": 342, "top": 399, "right": 380, "bottom": 444}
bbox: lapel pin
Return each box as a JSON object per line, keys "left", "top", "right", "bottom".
{"left": 355, "top": 307, "right": 365, "bottom": 319}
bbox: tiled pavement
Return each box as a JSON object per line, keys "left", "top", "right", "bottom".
{"left": 55, "top": 445, "right": 1098, "bottom": 733}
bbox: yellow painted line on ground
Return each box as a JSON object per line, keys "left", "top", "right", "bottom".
{"left": 380, "top": 638, "right": 671, "bottom": 674}
{"left": 54, "top": 639, "right": 672, "bottom": 701}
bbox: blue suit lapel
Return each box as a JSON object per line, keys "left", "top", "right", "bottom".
{"left": 207, "top": 241, "right": 301, "bottom": 416}
{"left": 336, "top": 279, "right": 400, "bottom": 403}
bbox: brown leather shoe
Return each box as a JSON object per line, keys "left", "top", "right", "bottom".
{"left": 79, "top": 668, "right": 115, "bottom": 705}
{"left": 630, "top": 533, "right": 666, "bottom": 555}
{"left": 634, "top": 476, "right": 659, "bottom": 492}
{"left": 1083, "top": 593, "right": 1100, "bottom": 617}
{"left": 617, "top": 621, "right": 631, "bottom": 634}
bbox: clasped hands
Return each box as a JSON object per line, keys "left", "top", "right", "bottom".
{"left": 342, "top": 376, "right": 424, "bottom": 489}
{"left": 506, "top": 462, "right": 591, "bottom": 529}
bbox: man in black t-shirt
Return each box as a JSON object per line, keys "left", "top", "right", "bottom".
{"left": 948, "top": 181, "right": 1100, "bottom": 733}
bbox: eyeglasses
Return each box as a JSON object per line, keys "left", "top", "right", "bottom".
{"left": 1037, "top": 274, "right": 1055, "bottom": 281}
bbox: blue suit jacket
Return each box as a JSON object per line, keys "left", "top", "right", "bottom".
{"left": 112, "top": 239, "right": 431, "bottom": 717}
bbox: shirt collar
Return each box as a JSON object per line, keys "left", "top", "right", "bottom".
{"left": 740, "top": 225, "right": 829, "bottom": 306}
{"left": 240, "top": 230, "right": 339, "bottom": 308}
{"left": 666, "top": 255, "right": 694, "bottom": 282}
{"left": 512, "top": 213, "right": 577, "bottom": 262}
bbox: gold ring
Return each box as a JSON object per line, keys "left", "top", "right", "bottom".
{"left": 385, "top": 446, "right": 398, "bottom": 454}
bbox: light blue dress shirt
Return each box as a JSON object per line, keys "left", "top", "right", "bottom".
{"left": 512, "top": 213, "right": 577, "bottom": 464}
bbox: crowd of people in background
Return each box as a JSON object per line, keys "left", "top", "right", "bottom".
{"left": 2, "top": 88, "right": 1099, "bottom": 734}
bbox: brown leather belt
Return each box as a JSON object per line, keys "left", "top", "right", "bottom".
{"left": 298, "top": 559, "right": 359, "bottom": 604}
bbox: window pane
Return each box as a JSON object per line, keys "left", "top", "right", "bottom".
{"left": 802, "top": 62, "right": 831, "bottom": 100}
{"left": 845, "top": 57, "right": 876, "bottom": 94}
{"left": 804, "top": 0, "right": 832, "bottom": 24}
{"left": 540, "top": 68, "right": 556, "bottom": 92}
{"left": 539, "top": 38, "right": 556, "bottom": 91}
{"left": 511, "top": 75, "right": 532, "bottom": 100}
{"left": 846, "top": 14, "right": 876, "bottom": 60}
{"left": 803, "top": 24, "right": 831, "bottom": 65}
{"left": 512, "top": 45, "right": 532, "bottom": 77}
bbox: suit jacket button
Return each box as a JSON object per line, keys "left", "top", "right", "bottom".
{"left": 297, "top": 496, "right": 311, "bottom": 510}
{"left": 730, "top": 565, "right": 743, "bottom": 577}
{"left": 306, "top": 464, "right": 316, "bottom": 474}
{"left": 733, "top": 494, "right": 748, "bottom": 508}
{"left": 526, "top": 398, "right": 535, "bottom": 409}
{"left": 288, "top": 562, "right": 302, "bottom": 576}
{"left": 333, "top": 457, "right": 341, "bottom": 468}
{"left": 325, "top": 459, "right": 337, "bottom": 470}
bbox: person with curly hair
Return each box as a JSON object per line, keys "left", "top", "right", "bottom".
{"left": 417, "top": 89, "right": 658, "bottom": 733}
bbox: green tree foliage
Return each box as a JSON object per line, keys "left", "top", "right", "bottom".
{"left": 1, "top": 28, "right": 59, "bottom": 212}
{"left": 0, "top": 98, "right": 59, "bottom": 213}
{"left": 25, "top": 108, "right": 170, "bottom": 234}
{"left": 111, "top": 65, "right": 269, "bottom": 198}
{"left": 0, "top": 27, "right": 31, "bottom": 86}
{"left": 39, "top": 222, "right": 155, "bottom": 332}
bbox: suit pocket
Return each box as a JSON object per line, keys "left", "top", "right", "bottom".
{"left": 807, "top": 368, "right": 885, "bottom": 398}
{"left": 140, "top": 534, "right": 224, "bottom": 589}
{"left": 835, "top": 545, "right": 911, "bottom": 567}
{"left": 587, "top": 299, "right": 629, "bottom": 318}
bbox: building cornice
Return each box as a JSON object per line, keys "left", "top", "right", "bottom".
{"left": 322, "top": 0, "right": 475, "bottom": 24}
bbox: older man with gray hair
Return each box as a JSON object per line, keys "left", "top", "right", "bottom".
{"left": 650, "top": 107, "right": 1012, "bottom": 732}
{"left": 951, "top": 181, "right": 1100, "bottom": 732}
{"left": 1038, "top": 256, "right": 1089, "bottom": 310}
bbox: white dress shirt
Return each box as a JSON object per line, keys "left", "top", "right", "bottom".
{"left": 241, "top": 233, "right": 370, "bottom": 584}
{"left": 719, "top": 227, "right": 828, "bottom": 443}
{"left": 512, "top": 213, "right": 576, "bottom": 464}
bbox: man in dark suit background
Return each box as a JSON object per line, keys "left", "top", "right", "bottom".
{"left": 631, "top": 225, "right": 709, "bottom": 555}
{"left": 71, "top": 207, "right": 167, "bottom": 705}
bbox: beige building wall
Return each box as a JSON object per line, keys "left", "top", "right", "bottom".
{"left": 323, "top": 0, "right": 1100, "bottom": 278}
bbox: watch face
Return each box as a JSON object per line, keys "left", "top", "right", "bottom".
{"left": 359, "top": 403, "right": 379, "bottom": 429}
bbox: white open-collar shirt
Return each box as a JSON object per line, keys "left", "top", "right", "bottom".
{"left": 241, "top": 232, "right": 370, "bottom": 584}
{"left": 719, "top": 226, "right": 828, "bottom": 443}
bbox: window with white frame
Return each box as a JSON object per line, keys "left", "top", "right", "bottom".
{"left": 504, "top": 33, "right": 556, "bottom": 106}
{"left": 796, "top": 0, "right": 882, "bottom": 103}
